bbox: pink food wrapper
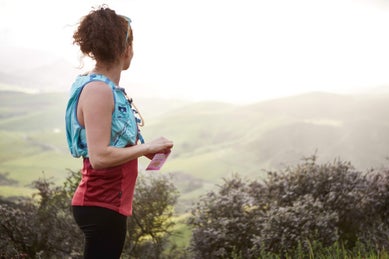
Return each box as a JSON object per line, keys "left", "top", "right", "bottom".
{"left": 146, "top": 152, "right": 171, "bottom": 171}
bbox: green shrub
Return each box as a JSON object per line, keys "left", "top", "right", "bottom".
{"left": 0, "top": 171, "right": 82, "bottom": 258}
{"left": 189, "top": 175, "right": 260, "bottom": 258}
{"left": 189, "top": 156, "right": 389, "bottom": 258}
{"left": 0, "top": 170, "right": 180, "bottom": 258}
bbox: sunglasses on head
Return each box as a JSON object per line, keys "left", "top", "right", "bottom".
{"left": 120, "top": 15, "right": 132, "bottom": 42}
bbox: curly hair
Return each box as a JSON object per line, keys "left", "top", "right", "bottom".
{"left": 73, "top": 5, "right": 133, "bottom": 64}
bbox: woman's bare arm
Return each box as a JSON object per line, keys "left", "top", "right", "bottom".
{"left": 78, "top": 82, "right": 173, "bottom": 169}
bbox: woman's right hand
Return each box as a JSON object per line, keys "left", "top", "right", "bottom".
{"left": 144, "top": 137, "right": 173, "bottom": 157}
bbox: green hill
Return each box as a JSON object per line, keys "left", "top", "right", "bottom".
{"left": 1, "top": 90, "right": 389, "bottom": 209}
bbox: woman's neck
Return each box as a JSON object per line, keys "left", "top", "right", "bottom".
{"left": 91, "top": 63, "right": 122, "bottom": 86}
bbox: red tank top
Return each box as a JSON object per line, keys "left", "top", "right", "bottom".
{"left": 72, "top": 158, "right": 138, "bottom": 216}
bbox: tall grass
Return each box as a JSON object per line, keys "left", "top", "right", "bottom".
{"left": 231, "top": 240, "right": 389, "bottom": 259}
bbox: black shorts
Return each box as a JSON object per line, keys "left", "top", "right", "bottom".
{"left": 72, "top": 206, "right": 127, "bottom": 259}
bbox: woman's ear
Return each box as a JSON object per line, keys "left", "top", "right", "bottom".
{"left": 125, "top": 44, "right": 133, "bottom": 58}
{"left": 122, "top": 44, "right": 134, "bottom": 70}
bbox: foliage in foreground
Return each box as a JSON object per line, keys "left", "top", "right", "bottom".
{"left": 189, "top": 156, "right": 389, "bottom": 258}
{"left": 124, "top": 173, "right": 180, "bottom": 258}
{"left": 0, "top": 171, "right": 82, "bottom": 258}
{"left": 0, "top": 170, "right": 179, "bottom": 258}
{"left": 2, "top": 156, "right": 389, "bottom": 258}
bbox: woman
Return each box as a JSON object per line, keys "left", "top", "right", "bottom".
{"left": 65, "top": 6, "right": 173, "bottom": 259}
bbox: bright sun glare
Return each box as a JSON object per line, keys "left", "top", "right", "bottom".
{"left": 1, "top": 0, "right": 389, "bottom": 103}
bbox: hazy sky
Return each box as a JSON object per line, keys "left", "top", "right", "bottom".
{"left": 1, "top": 0, "right": 389, "bottom": 103}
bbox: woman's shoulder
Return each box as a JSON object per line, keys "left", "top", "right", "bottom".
{"left": 82, "top": 80, "right": 114, "bottom": 102}
{"left": 73, "top": 74, "right": 115, "bottom": 89}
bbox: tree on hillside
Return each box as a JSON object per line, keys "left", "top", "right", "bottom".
{"left": 123, "top": 173, "right": 179, "bottom": 258}
{"left": 189, "top": 156, "right": 389, "bottom": 258}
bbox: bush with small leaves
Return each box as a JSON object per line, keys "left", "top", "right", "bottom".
{"left": 260, "top": 157, "right": 389, "bottom": 252}
{"left": 189, "top": 175, "right": 264, "bottom": 258}
{"left": 0, "top": 171, "right": 83, "bottom": 258}
{"left": 189, "top": 156, "right": 389, "bottom": 258}
{"left": 0, "top": 170, "right": 180, "bottom": 259}
{"left": 254, "top": 194, "right": 339, "bottom": 256}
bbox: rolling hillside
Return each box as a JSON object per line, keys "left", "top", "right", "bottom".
{"left": 1, "top": 90, "right": 389, "bottom": 210}
{"left": 143, "top": 92, "right": 389, "bottom": 174}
